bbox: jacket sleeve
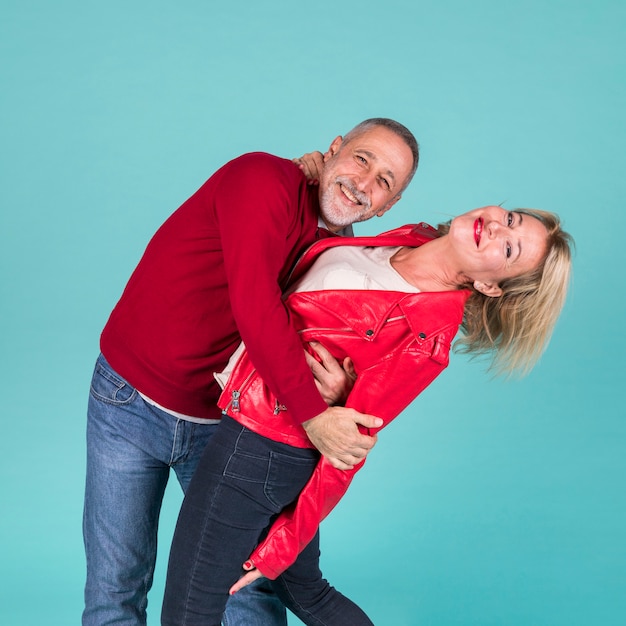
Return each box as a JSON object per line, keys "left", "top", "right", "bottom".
{"left": 249, "top": 455, "right": 362, "bottom": 580}
{"left": 248, "top": 340, "right": 451, "bottom": 579}
{"left": 215, "top": 154, "right": 327, "bottom": 424}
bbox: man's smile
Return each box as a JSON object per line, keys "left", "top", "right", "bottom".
{"left": 339, "top": 183, "right": 361, "bottom": 205}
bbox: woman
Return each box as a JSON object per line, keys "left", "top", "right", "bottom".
{"left": 162, "top": 205, "right": 573, "bottom": 626}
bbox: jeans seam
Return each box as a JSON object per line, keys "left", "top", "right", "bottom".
{"left": 180, "top": 424, "right": 248, "bottom": 625}
{"left": 168, "top": 418, "right": 181, "bottom": 466}
{"left": 274, "top": 578, "right": 327, "bottom": 626}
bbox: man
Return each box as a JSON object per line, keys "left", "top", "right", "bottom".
{"left": 82, "top": 118, "right": 419, "bottom": 626}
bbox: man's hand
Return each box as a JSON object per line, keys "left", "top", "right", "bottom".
{"left": 303, "top": 407, "right": 382, "bottom": 470}
{"left": 293, "top": 151, "right": 325, "bottom": 185}
{"left": 305, "top": 341, "right": 357, "bottom": 406}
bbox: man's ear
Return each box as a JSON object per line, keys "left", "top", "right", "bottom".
{"left": 473, "top": 280, "right": 503, "bottom": 298}
{"left": 323, "top": 136, "right": 343, "bottom": 162}
{"left": 376, "top": 194, "right": 402, "bottom": 217}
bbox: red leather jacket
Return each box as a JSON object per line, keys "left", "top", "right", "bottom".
{"left": 217, "top": 223, "right": 470, "bottom": 579}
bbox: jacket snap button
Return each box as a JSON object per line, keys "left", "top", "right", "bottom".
{"left": 418, "top": 332, "right": 427, "bottom": 339}
{"left": 366, "top": 329, "right": 374, "bottom": 337}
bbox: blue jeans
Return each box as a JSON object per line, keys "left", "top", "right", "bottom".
{"left": 82, "top": 354, "right": 287, "bottom": 626}
{"left": 161, "top": 415, "right": 374, "bottom": 626}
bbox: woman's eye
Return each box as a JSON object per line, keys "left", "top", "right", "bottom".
{"left": 506, "top": 243, "right": 512, "bottom": 258}
{"left": 507, "top": 212, "right": 514, "bottom": 226}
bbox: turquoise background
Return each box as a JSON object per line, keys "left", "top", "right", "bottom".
{"left": 1, "top": 1, "right": 624, "bottom": 624}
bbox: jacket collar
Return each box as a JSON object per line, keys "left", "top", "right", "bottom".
{"left": 290, "top": 222, "right": 442, "bottom": 285}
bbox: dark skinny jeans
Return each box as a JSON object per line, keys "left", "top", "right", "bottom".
{"left": 161, "top": 415, "right": 374, "bottom": 626}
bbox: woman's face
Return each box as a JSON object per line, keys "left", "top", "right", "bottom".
{"left": 448, "top": 206, "right": 548, "bottom": 295}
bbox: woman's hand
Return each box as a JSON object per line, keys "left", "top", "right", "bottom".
{"left": 229, "top": 560, "right": 263, "bottom": 596}
{"left": 305, "top": 341, "right": 357, "bottom": 406}
{"left": 293, "top": 151, "right": 325, "bottom": 185}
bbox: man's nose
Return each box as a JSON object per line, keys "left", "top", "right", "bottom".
{"left": 355, "top": 170, "right": 376, "bottom": 192}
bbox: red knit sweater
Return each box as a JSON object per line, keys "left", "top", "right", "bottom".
{"left": 100, "top": 152, "right": 328, "bottom": 423}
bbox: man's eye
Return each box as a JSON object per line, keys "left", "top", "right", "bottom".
{"left": 356, "top": 155, "right": 367, "bottom": 164}
{"left": 380, "top": 178, "right": 390, "bottom": 190}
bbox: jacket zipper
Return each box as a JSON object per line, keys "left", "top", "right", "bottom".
{"left": 225, "top": 367, "right": 257, "bottom": 413}
{"left": 231, "top": 390, "right": 241, "bottom": 412}
{"left": 273, "top": 399, "right": 287, "bottom": 415}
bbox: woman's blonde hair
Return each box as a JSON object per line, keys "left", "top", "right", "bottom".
{"left": 439, "top": 209, "right": 574, "bottom": 377}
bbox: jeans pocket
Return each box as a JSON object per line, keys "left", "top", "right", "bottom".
{"left": 264, "top": 449, "right": 319, "bottom": 510}
{"left": 223, "top": 450, "right": 268, "bottom": 485}
{"left": 90, "top": 359, "right": 137, "bottom": 405}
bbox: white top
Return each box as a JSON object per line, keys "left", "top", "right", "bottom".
{"left": 288, "top": 245, "right": 419, "bottom": 294}
{"left": 215, "top": 246, "right": 418, "bottom": 389}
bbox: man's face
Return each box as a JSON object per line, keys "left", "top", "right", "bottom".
{"left": 318, "top": 126, "right": 414, "bottom": 232}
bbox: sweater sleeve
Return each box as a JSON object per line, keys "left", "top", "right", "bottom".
{"left": 214, "top": 154, "right": 327, "bottom": 424}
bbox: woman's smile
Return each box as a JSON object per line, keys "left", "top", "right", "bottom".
{"left": 474, "top": 217, "right": 483, "bottom": 247}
